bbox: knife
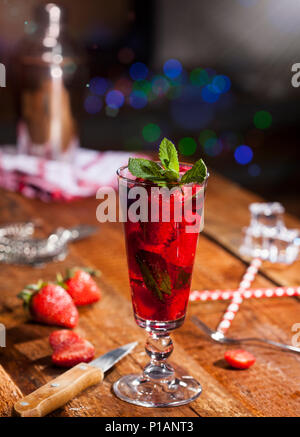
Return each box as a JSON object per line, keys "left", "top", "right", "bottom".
{"left": 14, "top": 341, "right": 137, "bottom": 417}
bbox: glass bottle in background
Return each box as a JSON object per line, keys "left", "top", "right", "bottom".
{"left": 14, "top": 3, "right": 85, "bottom": 161}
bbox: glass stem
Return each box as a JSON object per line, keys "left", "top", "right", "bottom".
{"left": 143, "top": 331, "right": 175, "bottom": 383}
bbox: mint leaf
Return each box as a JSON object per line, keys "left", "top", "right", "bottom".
{"left": 128, "top": 158, "right": 163, "bottom": 180}
{"left": 127, "top": 140, "right": 207, "bottom": 188}
{"left": 135, "top": 252, "right": 163, "bottom": 301}
{"left": 135, "top": 250, "right": 172, "bottom": 301}
{"left": 161, "top": 169, "right": 179, "bottom": 182}
{"left": 158, "top": 138, "right": 179, "bottom": 176}
{"left": 180, "top": 159, "right": 207, "bottom": 185}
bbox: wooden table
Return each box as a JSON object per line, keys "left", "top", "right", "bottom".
{"left": 0, "top": 172, "right": 299, "bottom": 417}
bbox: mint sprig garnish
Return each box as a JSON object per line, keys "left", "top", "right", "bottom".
{"left": 128, "top": 138, "right": 207, "bottom": 186}
{"left": 180, "top": 158, "right": 207, "bottom": 185}
{"left": 159, "top": 137, "right": 179, "bottom": 178}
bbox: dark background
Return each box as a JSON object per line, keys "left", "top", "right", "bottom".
{"left": 0, "top": 0, "right": 299, "bottom": 215}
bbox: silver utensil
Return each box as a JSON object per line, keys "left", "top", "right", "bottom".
{"left": 191, "top": 316, "right": 300, "bottom": 353}
{"left": 0, "top": 222, "right": 97, "bottom": 265}
{"left": 14, "top": 341, "right": 138, "bottom": 417}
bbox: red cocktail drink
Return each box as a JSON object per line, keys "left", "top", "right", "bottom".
{"left": 114, "top": 160, "right": 208, "bottom": 408}
{"left": 124, "top": 168, "right": 203, "bottom": 326}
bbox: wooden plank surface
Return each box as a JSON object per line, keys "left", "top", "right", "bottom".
{"left": 0, "top": 172, "right": 299, "bottom": 417}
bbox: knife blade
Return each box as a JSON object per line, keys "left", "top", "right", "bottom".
{"left": 14, "top": 341, "right": 138, "bottom": 417}
{"left": 90, "top": 341, "right": 137, "bottom": 372}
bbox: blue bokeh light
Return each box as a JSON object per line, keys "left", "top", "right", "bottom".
{"left": 129, "top": 90, "right": 148, "bottom": 109}
{"left": 89, "top": 77, "right": 109, "bottom": 95}
{"left": 212, "top": 75, "right": 231, "bottom": 93}
{"left": 201, "top": 84, "right": 220, "bottom": 103}
{"left": 84, "top": 95, "right": 102, "bottom": 114}
{"left": 105, "top": 90, "right": 125, "bottom": 108}
{"left": 163, "top": 59, "right": 182, "bottom": 79}
{"left": 129, "top": 62, "right": 148, "bottom": 80}
{"left": 234, "top": 145, "right": 253, "bottom": 165}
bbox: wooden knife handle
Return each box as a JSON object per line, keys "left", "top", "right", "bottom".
{"left": 14, "top": 363, "right": 103, "bottom": 417}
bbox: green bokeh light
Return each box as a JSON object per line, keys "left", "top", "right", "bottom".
{"left": 142, "top": 123, "right": 161, "bottom": 142}
{"left": 190, "top": 68, "right": 210, "bottom": 86}
{"left": 132, "top": 79, "right": 152, "bottom": 96}
{"left": 178, "top": 137, "right": 197, "bottom": 156}
{"left": 198, "top": 129, "right": 217, "bottom": 146}
{"left": 253, "top": 111, "right": 272, "bottom": 129}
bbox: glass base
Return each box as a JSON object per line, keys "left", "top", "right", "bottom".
{"left": 113, "top": 374, "right": 202, "bottom": 408}
{"left": 134, "top": 314, "right": 185, "bottom": 332}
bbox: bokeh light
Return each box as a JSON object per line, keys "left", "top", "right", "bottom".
{"left": 190, "top": 68, "right": 210, "bottom": 87}
{"left": 129, "top": 62, "right": 148, "bottom": 80}
{"left": 212, "top": 75, "right": 231, "bottom": 93}
{"left": 84, "top": 95, "right": 102, "bottom": 114}
{"left": 105, "top": 90, "right": 125, "bottom": 108}
{"left": 178, "top": 137, "right": 197, "bottom": 156}
{"left": 163, "top": 59, "right": 182, "bottom": 79}
{"left": 133, "top": 79, "right": 152, "bottom": 96}
{"left": 142, "top": 123, "right": 161, "bottom": 142}
{"left": 129, "top": 90, "right": 148, "bottom": 109}
{"left": 89, "top": 77, "right": 109, "bottom": 96}
{"left": 248, "top": 163, "right": 261, "bottom": 177}
{"left": 234, "top": 145, "right": 253, "bottom": 164}
{"left": 152, "top": 75, "right": 170, "bottom": 96}
{"left": 201, "top": 84, "right": 220, "bottom": 103}
{"left": 253, "top": 111, "right": 272, "bottom": 129}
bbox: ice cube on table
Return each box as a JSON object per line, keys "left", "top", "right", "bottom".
{"left": 269, "top": 228, "right": 300, "bottom": 264}
{"left": 249, "top": 202, "right": 285, "bottom": 236}
{"left": 240, "top": 202, "right": 299, "bottom": 264}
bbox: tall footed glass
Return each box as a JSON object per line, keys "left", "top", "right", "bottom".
{"left": 114, "top": 164, "right": 208, "bottom": 407}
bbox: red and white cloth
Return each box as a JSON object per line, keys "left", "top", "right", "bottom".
{"left": 0, "top": 146, "right": 144, "bottom": 202}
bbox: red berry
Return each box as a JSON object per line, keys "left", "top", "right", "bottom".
{"left": 224, "top": 349, "right": 256, "bottom": 369}
{"left": 64, "top": 268, "right": 101, "bottom": 306}
{"left": 19, "top": 283, "right": 78, "bottom": 328}
{"left": 49, "top": 330, "right": 81, "bottom": 350}
{"left": 50, "top": 330, "right": 95, "bottom": 368}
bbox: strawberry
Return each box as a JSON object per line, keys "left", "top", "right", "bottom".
{"left": 224, "top": 349, "right": 256, "bottom": 369}
{"left": 49, "top": 329, "right": 95, "bottom": 367}
{"left": 59, "top": 267, "right": 101, "bottom": 306}
{"left": 18, "top": 282, "right": 78, "bottom": 328}
{"left": 49, "top": 329, "right": 81, "bottom": 350}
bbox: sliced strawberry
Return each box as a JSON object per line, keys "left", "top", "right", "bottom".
{"left": 224, "top": 349, "right": 256, "bottom": 369}
{"left": 63, "top": 268, "right": 101, "bottom": 306}
{"left": 49, "top": 330, "right": 81, "bottom": 350}
{"left": 18, "top": 282, "right": 78, "bottom": 328}
{"left": 52, "top": 338, "right": 95, "bottom": 367}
